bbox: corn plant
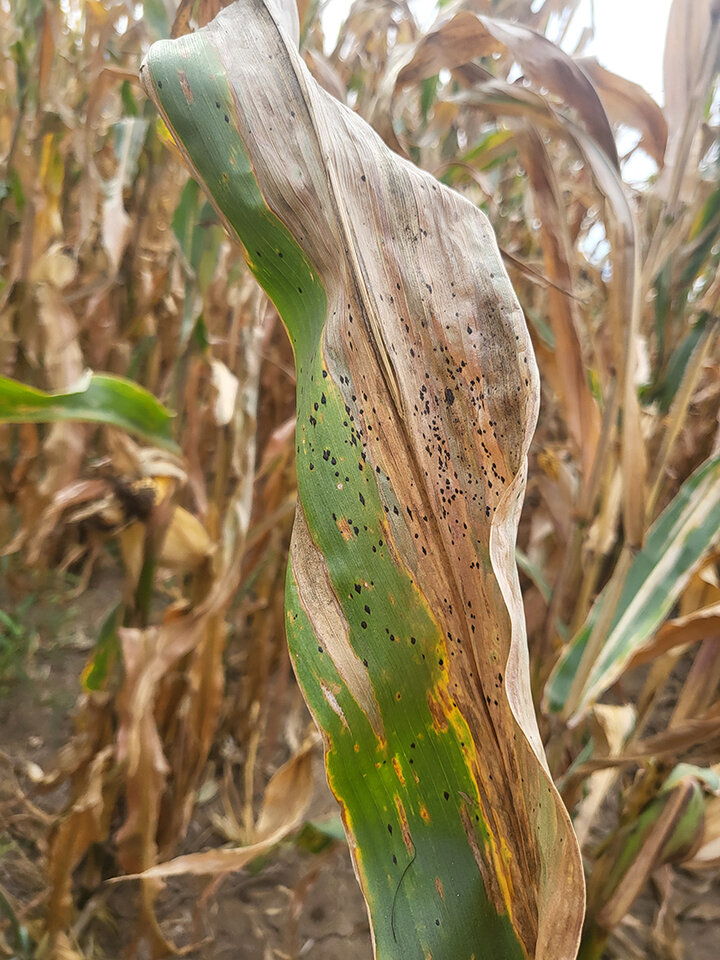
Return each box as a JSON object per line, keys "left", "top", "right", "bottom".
{"left": 2, "top": 0, "right": 720, "bottom": 957}
{"left": 139, "top": 1, "right": 586, "bottom": 957}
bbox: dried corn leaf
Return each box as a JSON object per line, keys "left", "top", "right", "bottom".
{"left": 436, "top": 65, "right": 647, "bottom": 539}
{"left": 141, "top": 2, "right": 584, "bottom": 957}
{"left": 519, "top": 126, "right": 600, "bottom": 482}
{"left": 686, "top": 792, "right": 720, "bottom": 869}
{"left": 626, "top": 602, "right": 720, "bottom": 669}
{"left": 571, "top": 704, "right": 635, "bottom": 845}
{"left": 102, "top": 118, "right": 149, "bottom": 275}
{"left": 46, "top": 747, "right": 114, "bottom": 936}
{"left": 578, "top": 58, "right": 668, "bottom": 168}
{"left": 397, "top": 12, "right": 618, "bottom": 166}
{"left": 663, "top": 0, "right": 718, "bottom": 162}
{"left": 587, "top": 767, "right": 706, "bottom": 934}
{"left": 122, "top": 737, "right": 315, "bottom": 880}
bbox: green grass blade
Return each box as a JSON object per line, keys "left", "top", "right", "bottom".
{"left": 546, "top": 452, "right": 720, "bottom": 720}
{"left": 0, "top": 372, "right": 178, "bottom": 452}
{"left": 141, "top": 3, "right": 584, "bottom": 957}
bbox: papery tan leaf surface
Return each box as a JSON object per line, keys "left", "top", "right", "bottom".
{"left": 627, "top": 603, "right": 720, "bottom": 669}
{"left": 397, "top": 11, "right": 618, "bottom": 166}
{"left": 121, "top": 738, "right": 316, "bottom": 880}
{"left": 520, "top": 126, "right": 601, "bottom": 482}
{"left": 46, "top": 747, "right": 114, "bottom": 936}
{"left": 579, "top": 57, "right": 668, "bottom": 168}
{"left": 655, "top": 0, "right": 720, "bottom": 215}
{"left": 571, "top": 704, "right": 636, "bottom": 844}
{"left": 686, "top": 793, "right": 720, "bottom": 869}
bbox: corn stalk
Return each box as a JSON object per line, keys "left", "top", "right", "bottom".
{"left": 141, "top": 1, "right": 584, "bottom": 957}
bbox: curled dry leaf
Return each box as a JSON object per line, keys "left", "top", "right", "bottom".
{"left": 661, "top": 0, "right": 720, "bottom": 200}
{"left": 303, "top": 49, "right": 347, "bottom": 102}
{"left": 570, "top": 704, "right": 636, "bottom": 845}
{"left": 578, "top": 57, "right": 668, "bottom": 168}
{"left": 519, "top": 126, "right": 601, "bottom": 483}
{"left": 626, "top": 602, "right": 720, "bottom": 670}
{"left": 46, "top": 746, "right": 115, "bottom": 937}
{"left": 587, "top": 768, "right": 707, "bottom": 935}
{"left": 396, "top": 11, "right": 618, "bottom": 167}
{"left": 685, "top": 793, "right": 720, "bottom": 870}
{"left": 101, "top": 118, "right": 149, "bottom": 276}
{"left": 120, "top": 736, "right": 317, "bottom": 880}
{"left": 437, "top": 62, "right": 647, "bottom": 543}
{"left": 115, "top": 625, "right": 177, "bottom": 956}
{"left": 141, "top": 1, "right": 585, "bottom": 957}
{"left": 564, "top": 709, "right": 720, "bottom": 783}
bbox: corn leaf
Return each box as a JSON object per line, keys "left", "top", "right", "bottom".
{"left": 546, "top": 452, "right": 720, "bottom": 722}
{"left": 141, "top": 2, "right": 584, "bottom": 958}
{"left": 0, "top": 372, "right": 178, "bottom": 452}
{"left": 577, "top": 58, "right": 668, "bottom": 168}
{"left": 396, "top": 11, "right": 619, "bottom": 167}
{"left": 581, "top": 765, "right": 708, "bottom": 957}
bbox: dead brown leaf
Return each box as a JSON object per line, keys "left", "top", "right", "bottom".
{"left": 117, "top": 737, "right": 317, "bottom": 880}
{"left": 579, "top": 57, "right": 668, "bottom": 168}
{"left": 398, "top": 12, "right": 618, "bottom": 165}
{"left": 520, "top": 126, "right": 601, "bottom": 482}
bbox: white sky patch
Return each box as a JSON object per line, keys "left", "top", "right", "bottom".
{"left": 577, "top": 0, "right": 673, "bottom": 106}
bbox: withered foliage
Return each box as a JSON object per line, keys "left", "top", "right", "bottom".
{"left": 1, "top": 1, "right": 719, "bottom": 958}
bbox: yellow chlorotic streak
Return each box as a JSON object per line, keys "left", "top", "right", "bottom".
{"left": 440, "top": 677, "right": 519, "bottom": 924}
{"left": 394, "top": 797, "right": 414, "bottom": 854}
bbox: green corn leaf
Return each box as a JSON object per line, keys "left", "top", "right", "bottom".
{"left": 580, "top": 766, "right": 707, "bottom": 958}
{"left": 0, "top": 372, "right": 178, "bottom": 452}
{"left": 642, "top": 311, "right": 712, "bottom": 413}
{"left": 81, "top": 604, "right": 121, "bottom": 693}
{"left": 546, "top": 452, "right": 720, "bottom": 721}
{"left": 141, "top": 3, "right": 584, "bottom": 958}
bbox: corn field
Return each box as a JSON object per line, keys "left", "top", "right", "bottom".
{"left": 1, "top": 0, "right": 719, "bottom": 958}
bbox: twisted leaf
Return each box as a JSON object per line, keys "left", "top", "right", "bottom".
{"left": 141, "top": 2, "right": 584, "bottom": 957}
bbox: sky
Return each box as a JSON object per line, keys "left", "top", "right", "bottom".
{"left": 566, "top": 0, "right": 673, "bottom": 105}
{"left": 323, "top": 0, "right": 674, "bottom": 106}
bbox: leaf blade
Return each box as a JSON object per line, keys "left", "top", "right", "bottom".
{"left": 0, "top": 373, "right": 178, "bottom": 452}
{"left": 142, "top": 4, "right": 585, "bottom": 957}
{"left": 546, "top": 453, "right": 720, "bottom": 720}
